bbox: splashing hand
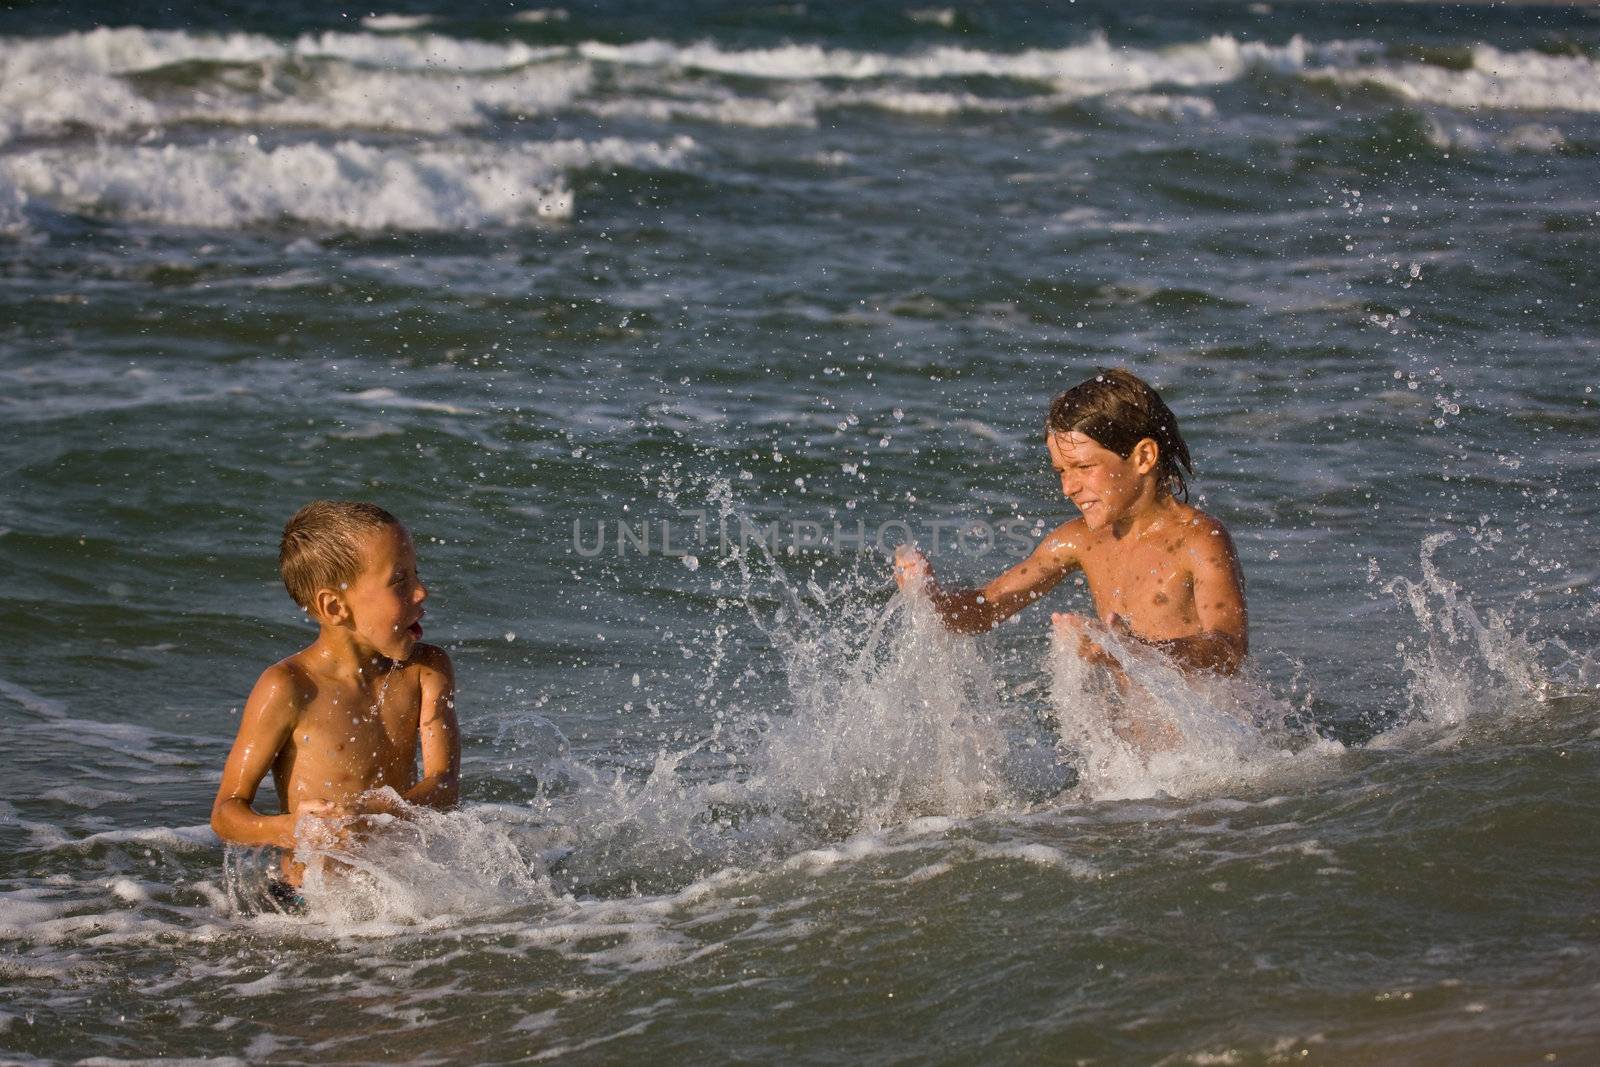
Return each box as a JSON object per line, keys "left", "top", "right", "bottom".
{"left": 294, "top": 797, "right": 393, "bottom": 852}
{"left": 353, "top": 786, "right": 410, "bottom": 821}
{"left": 293, "top": 800, "right": 352, "bottom": 851}
{"left": 1052, "top": 611, "right": 1121, "bottom": 670}
{"left": 893, "top": 544, "right": 932, "bottom": 591}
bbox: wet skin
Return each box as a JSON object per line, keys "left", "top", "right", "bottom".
{"left": 211, "top": 524, "right": 459, "bottom": 885}
{"left": 894, "top": 430, "right": 1247, "bottom": 675}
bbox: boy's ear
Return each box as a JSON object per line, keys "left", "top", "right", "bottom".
{"left": 311, "top": 587, "right": 348, "bottom": 625}
{"left": 1131, "top": 437, "right": 1160, "bottom": 474}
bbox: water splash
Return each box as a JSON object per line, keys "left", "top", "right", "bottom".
{"left": 1046, "top": 622, "right": 1299, "bottom": 801}
{"left": 547, "top": 539, "right": 1034, "bottom": 893}
{"left": 1380, "top": 532, "right": 1554, "bottom": 730}
{"left": 222, "top": 802, "right": 557, "bottom": 929}
{"left": 744, "top": 591, "right": 1019, "bottom": 831}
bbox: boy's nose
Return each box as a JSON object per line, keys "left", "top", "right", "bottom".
{"left": 415, "top": 581, "right": 428, "bottom": 604}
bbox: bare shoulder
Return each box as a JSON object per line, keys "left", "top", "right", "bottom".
{"left": 236, "top": 657, "right": 313, "bottom": 738}
{"left": 253, "top": 655, "right": 314, "bottom": 705}
{"left": 1172, "top": 504, "right": 1240, "bottom": 563}
{"left": 1040, "top": 517, "right": 1090, "bottom": 559}
{"left": 409, "top": 642, "right": 455, "bottom": 683}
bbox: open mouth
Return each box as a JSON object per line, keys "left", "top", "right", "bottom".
{"left": 407, "top": 618, "right": 424, "bottom": 639}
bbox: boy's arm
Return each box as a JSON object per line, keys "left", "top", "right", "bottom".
{"left": 402, "top": 646, "right": 459, "bottom": 811}
{"left": 210, "top": 665, "right": 301, "bottom": 849}
{"left": 1153, "top": 521, "right": 1248, "bottom": 675}
{"left": 896, "top": 524, "right": 1081, "bottom": 634}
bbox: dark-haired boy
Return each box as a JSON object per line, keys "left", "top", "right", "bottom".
{"left": 895, "top": 369, "right": 1247, "bottom": 687}
{"left": 211, "top": 501, "right": 459, "bottom": 903}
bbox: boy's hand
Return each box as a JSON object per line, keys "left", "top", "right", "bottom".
{"left": 893, "top": 544, "right": 932, "bottom": 590}
{"left": 1051, "top": 612, "right": 1121, "bottom": 670}
{"left": 353, "top": 786, "right": 411, "bottom": 820}
{"left": 293, "top": 798, "right": 397, "bottom": 852}
{"left": 293, "top": 803, "right": 353, "bottom": 851}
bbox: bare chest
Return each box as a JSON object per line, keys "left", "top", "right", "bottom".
{"left": 1078, "top": 535, "right": 1198, "bottom": 635}
{"left": 278, "top": 674, "right": 422, "bottom": 798}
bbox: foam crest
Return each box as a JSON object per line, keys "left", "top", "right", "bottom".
{"left": 1110, "top": 92, "right": 1220, "bottom": 121}
{"left": 0, "top": 37, "right": 166, "bottom": 144}
{"left": 0, "top": 134, "right": 694, "bottom": 230}
{"left": 0, "top": 58, "right": 587, "bottom": 143}
{"left": 361, "top": 14, "right": 436, "bottom": 32}
{"left": 831, "top": 86, "right": 1031, "bottom": 116}
{"left": 1324, "top": 44, "right": 1600, "bottom": 114}
{"left": 585, "top": 92, "right": 818, "bottom": 128}
{"left": 0, "top": 26, "right": 283, "bottom": 78}
{"left": 226, "top": 62, "right": 592, "bottom": 134}
{"left": 0, "top": 28, "right": 579, "bottom": 143}
{"left": 0, "top": 26, "right": 555, "bottom": 77}
{"left": 292, "top": 30, "right": 565, "bottom": 72}
{"left": 1425, "top": 118, "right": 1570, "bottom": 154}
{"left": 15, "top": 28, "right": 1593, "bottom": 150}
{"left": 578, "top": 33, "right": 1323, "bottom": 94}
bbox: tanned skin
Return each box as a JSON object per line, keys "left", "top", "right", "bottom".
{"left": 894, "top": 430, "right": 1247, "bottom": 679}
{"left": 211, "top": 523, "right": 459, "bottom": 887}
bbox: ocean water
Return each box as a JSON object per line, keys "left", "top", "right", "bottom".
{"left": 2, "top": 0, "right": 1599, "bottom": 1062}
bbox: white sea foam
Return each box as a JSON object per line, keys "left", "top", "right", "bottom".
{"left": 512, "top": 9, "right": 571, "bottom": 24}
{"left": 0, "top": 28, "right": 577, "bottom": 143}
{"left": 1323, "top": 44, "right": 1600, "bottom": 114}
{"left": 5, "top": 28, "right": 1594, "bottom": 150}
{"left": 344, "top": 387, "right": 475, "bottom": 415}
{"left": 1427, "top": 118, "right": 1569, "bottom": 155}
{"left": 0, "top": 134, "right": 693, "bottom": 230}
{"left": 1110, "top": 92, "right": 1220, "bottom": 121}
{"left": 585, "top": 92, "right": 819, "bottom": 128}
{"left": 831, "top": 87, "right": 1033, "bottom": 116}
{"left": 361, "top": 14, "right": 436, "bottom": 32}
{"left": 39, "top": 786, "right": 136, "bottom": 809}
{"left": 233, "top": 62, "right": 591, "bottom": 134}
{"left": 0, "top": 892, "right": 62, "bottom": 938}
{"left": 905, "top": 8, "right": 959, "bottom": 29}
{"left": 970, "top": 840, "right": 1098, "bottom": 877}
{"left": 51, "top": 824, "right": 218, "bottom": 853}
{"left": 577, "top": 33, "right": 1323, "bottom": 93}
{"left": 286, "top": 802, "right": 555, "bottom": 927}
{"left": 291, "top": 30, "right": 566, "bottom": 72}
{"left": 1046, "top": 620, "right": 1309, "bottom": 801}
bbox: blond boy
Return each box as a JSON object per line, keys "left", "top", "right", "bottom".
{"left": 211, "top": 501, "right": 458, "bottom": 903}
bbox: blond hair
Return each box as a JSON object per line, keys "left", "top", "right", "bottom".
{"left": 278, "top": 500, "right": 401, "bottom": 610}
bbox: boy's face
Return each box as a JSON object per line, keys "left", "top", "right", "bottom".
{"left": 338, "top": 524, "right": 428, "bottom": 661}
{"left": 1047, "top": 431, "right": 1151, "bottom": 530}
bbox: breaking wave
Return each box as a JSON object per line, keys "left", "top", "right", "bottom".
{"left": 0, "top": 134, "right": 694, "bottom": 230}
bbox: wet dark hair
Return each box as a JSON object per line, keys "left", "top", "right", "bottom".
{"left": 1046, "top": 368, "right": 1193, "bottom": 500}
{"left": 279, "top": 500, "right": 402, "bottom": 610}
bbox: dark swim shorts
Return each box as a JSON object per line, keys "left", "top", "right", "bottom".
{"left": 265, "top": 878, "right": 307, "bottom": 914}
